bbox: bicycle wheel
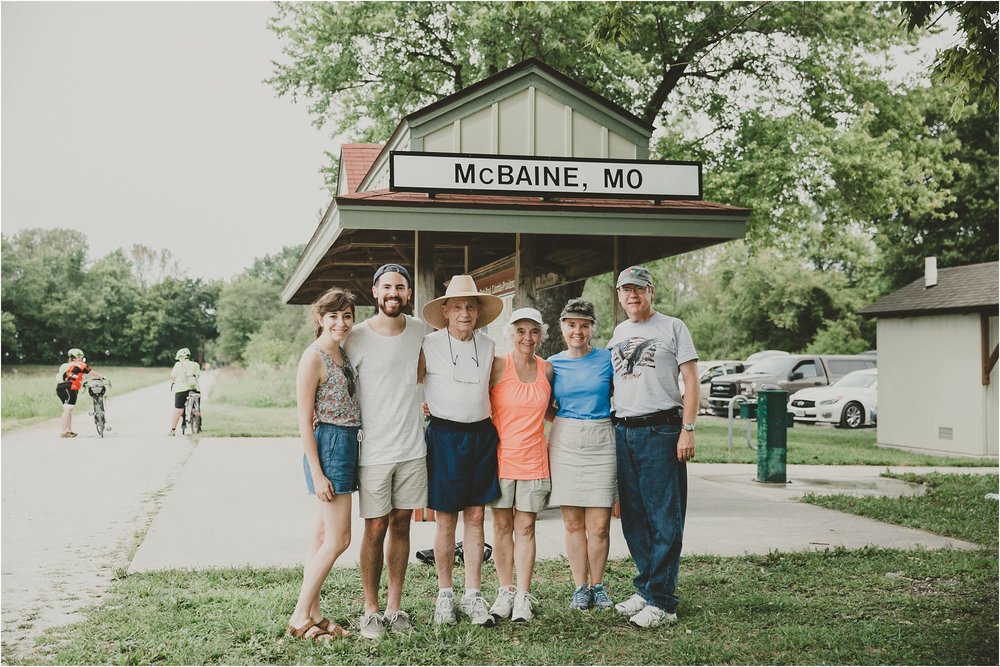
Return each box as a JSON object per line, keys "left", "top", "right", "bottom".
{"left": 191, "top": 397, "right": 201, "bottom": 434}
{"left": 94, "top": 399, "right": 105, "bottom": 438}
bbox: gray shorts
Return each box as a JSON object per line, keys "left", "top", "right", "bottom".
{"left": 357, "top": 457, "right": 428, "bottom": 519}
{"left": 490, "top": 478, "right": 551, "bottom": 513}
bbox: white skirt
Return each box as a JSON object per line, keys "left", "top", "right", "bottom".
{"left": 548, "top": 416, "right": 617, "bottom": 507}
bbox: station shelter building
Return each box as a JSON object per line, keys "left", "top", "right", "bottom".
{"left": 282, "top": 58, "right": 751, "bottom": 347}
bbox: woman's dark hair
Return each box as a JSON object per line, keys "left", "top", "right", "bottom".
{"left": 311, "top": 288, "right": 357, "bottom": 338}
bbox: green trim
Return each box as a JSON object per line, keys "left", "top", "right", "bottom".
{"left": 337, "top": 204, "right": 746, "bottom": 239}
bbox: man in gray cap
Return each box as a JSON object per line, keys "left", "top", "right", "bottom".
{"left": 344, "top": 263, "right": 432, "bottom": 638}
{"left": 606, "top": 265, "right": 698, "bottom": 628}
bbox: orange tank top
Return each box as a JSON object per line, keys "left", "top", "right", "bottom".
{"left": 490, "top": 353, "right": 551, "bottom": 480}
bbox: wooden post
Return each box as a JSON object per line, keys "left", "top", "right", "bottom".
{"left": 612, "top": 236, "right": 626, "bottom": 325}
{"left": 414, "top": 231, "right": 435, "bottom": 314}
{"left": 514, "top": 233, "right": 537, "bottom": 308}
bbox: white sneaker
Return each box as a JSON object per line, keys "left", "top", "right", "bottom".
{"left": 460, "top": 592, "right": 496, "bottom": 627}
{"left": 615, "top": 592, "right": 648, "bottom": 616}
{"left": 489, "top": 586, "right": 516, "bottom": 620}
{"left": 359, "top": 611, "right": 385, "bottom": 639}
{"left": 434, "top": 593, "right": 457, "bottom": 625}
{"left": 629, "top": 604, "right": 677, "bottom": 628}
{"left": 511, "top": 591, "right": 537, "bottom": 622}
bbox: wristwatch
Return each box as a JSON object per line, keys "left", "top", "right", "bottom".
{"left": 683, "top": 423, "right": 696, "bottom": 432}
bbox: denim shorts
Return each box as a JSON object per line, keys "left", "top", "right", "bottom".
{"left": 303, "top": 423, "right": 360, "bottom": 496}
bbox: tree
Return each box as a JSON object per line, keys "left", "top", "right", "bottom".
{"left": 125, "top": 277, "right": 220, "bottom": 366}
{"left": 898, "top": 1, "right": 999, "bottom": 115}
{"left": 1, "top": 228, "right": 89, "bottom": 361}
{"left": 268, "top": 2, "right": 906, "bottom": 193}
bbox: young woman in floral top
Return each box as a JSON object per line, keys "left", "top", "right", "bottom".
{"left": 287, "top": 288, "right": 361, "bottom": 641}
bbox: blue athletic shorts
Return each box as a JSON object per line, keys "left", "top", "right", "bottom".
{"left": 303, "top": 423, "right": 360, "bottom": 496}
{"left": 425, "top": 418, "right": 500, "bottom": 512}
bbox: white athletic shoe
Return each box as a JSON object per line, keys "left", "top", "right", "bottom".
{"left": 434, "top": 593, "right": 457, "bottom": 625}
{"left": 511, "top": 591, "right": 537, "bottom": 622}
{"left": 460, "top": 592, "right": 496, "bottom": 627}
{"left": 629, "top": 604, "right": 677, "bottom": 628}
{"left": 489, "top": 586, "right": 516, "bottom": 620}
{"left": 615, "top": 592, "right": 648, "bottom": 616}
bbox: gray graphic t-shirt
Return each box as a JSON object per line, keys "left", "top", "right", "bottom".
{"left": 607, "top": 312, "right": 698, "bottom": 418}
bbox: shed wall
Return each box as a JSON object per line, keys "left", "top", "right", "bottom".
{"left": 876, "top": 314, "right": 998, "bottom": 457}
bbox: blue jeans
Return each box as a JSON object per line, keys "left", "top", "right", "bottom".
{"left": 614, "top": 423, "right": 687, "bottom": 613}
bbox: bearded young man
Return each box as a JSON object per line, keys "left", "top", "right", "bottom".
{"left": 343, "top": 264, "right": 433, "bottom": 639}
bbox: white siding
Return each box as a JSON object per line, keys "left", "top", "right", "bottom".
{"left": 877, "top": 314, "right": 996, "bottom": 457}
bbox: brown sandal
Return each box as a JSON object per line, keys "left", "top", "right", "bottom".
{"left": 315, "top": 618, "right": 351, "bottom": 637}
{"left": 287, "top": 620, "right": 332, "bottom": 642}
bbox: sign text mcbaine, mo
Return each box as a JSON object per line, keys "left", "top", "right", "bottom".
{"left": 390, "top": 151, "right": 702, "bottom": 200}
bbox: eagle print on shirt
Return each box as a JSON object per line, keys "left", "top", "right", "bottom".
{"left": 611, "top": 337, "right": 657, "bottom": 379}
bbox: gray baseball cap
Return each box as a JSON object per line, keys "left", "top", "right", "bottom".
{"left": 616, "top": 266, "right": 653, "bottom": 288}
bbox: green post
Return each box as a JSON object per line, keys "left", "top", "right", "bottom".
{"left": 755, "top": 390, "right": 788, "bottom": 483}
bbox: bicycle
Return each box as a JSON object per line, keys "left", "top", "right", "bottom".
{"left": 87, "top": 378, "right": 111, "bottom": 438}
{"left": 181, "top": 390, "right": 201, "bottom": 435}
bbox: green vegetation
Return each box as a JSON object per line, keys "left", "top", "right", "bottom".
{"left": 1, "top": 365, "right": 167, "bottom": 432}
{"left": 804, "top": 473, "right": 1000, "bottom": 546}
{"left": 16, "top": 550, "right": 996, "bottom": 664}
{"left": 204, "top": 365, "right": 297, "bottom": 437}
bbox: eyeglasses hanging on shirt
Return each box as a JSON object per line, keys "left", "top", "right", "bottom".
{"left": 446, "top": 331, "right": 480, "bottom": 384}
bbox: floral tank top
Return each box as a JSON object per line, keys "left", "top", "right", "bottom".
{"left": 313, "top": 344, "right": 361, "bottom": 427}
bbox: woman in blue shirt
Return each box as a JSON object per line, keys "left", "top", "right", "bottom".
{"left": 547, "top": 298, "right": 617, "bottom": 611}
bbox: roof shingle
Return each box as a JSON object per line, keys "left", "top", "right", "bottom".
{"left": 861, "top": 261, "right": 999, "bottom": 317}
{"left": 340, "top": 144, "right": 383, "bottom": 194}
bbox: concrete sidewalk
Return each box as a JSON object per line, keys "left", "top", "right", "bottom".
{"left": 128, "top": 439, "right": 993, "bottom": 572}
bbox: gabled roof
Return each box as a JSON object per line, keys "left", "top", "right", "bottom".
{"left": 405, "top": 58, "right": 654, "bottom": 133}
{"left": 861, "top": 261, "right": 999, "bottom": 318}
{"left": 339, "top": 144, "right": 382, "bottom": 194}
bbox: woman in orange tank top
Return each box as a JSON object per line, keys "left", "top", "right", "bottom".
{"left": 487, "top": 308, "right": 553, "bottom": 623}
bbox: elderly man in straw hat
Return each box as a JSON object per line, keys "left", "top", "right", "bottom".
{"left": 417, "top": 275, "right": 504, "bottom": 628}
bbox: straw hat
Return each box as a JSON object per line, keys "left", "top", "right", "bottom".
{"left": 422, "top": 275, "right": 504, "bottom": 330}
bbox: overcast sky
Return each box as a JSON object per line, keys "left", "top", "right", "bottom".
{"left": 2, "top": 2, "right": 957, "bottom": 283}
{"left": 2, "top": 1, "right": 332, "bottom": 281}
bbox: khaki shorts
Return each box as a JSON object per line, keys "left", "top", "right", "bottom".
{"left": 490, "top": 478, "right": 551, "bottom": 513}
{"left": 358, "top": 457, "right": 428, "bottom": 519}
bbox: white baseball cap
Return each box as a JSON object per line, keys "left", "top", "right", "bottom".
{"left": 508, "top": 307, "right": 544, "bottom": 325}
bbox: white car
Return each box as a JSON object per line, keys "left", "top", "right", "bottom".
{"left": 788, "top": 368, "right": 878, "bottom": 429}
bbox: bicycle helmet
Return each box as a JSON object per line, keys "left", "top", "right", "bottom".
{"left": 68, "top": 348, "right": 85, "bottom": 359}
{"left": 175, "top": 348, "right": 191, "bottom": 360}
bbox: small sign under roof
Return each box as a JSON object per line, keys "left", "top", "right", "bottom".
{"left": 390, "top": 151, "right": 702, "bottom": 200}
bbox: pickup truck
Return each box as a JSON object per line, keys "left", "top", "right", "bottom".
{"left": 707, "top": 354, "right": 876, "bottom": 417}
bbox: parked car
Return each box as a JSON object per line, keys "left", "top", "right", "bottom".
{"left": 707, "top": 354, "right": 877, "bottom": 416}
{"left": 789, "top": 368, "right": 878, "bottom": 429}
{"left": 743, "top": 350, "right": 789, "bottom": 368}
{"left": 680, "top": 360, "right": 746, "bottom": 414}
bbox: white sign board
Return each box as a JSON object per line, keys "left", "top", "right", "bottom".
{"left": 390, "top": 151, "right": 701, "bottom": 200}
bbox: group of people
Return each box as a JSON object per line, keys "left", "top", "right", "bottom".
{"left": 55, "top": 346, "right": 202, "bottom": 438}
{"left": 288, "top": 262, "right": 699, "bottom": 642}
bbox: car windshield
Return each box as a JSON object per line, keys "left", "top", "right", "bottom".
{"left": 834, "top": 372, "right": 877, "bottom": 388}
{"left": 746, "top": 357, "right": 796, "bottom": 375}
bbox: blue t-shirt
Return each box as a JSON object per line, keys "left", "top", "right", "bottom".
{"left": 548, "top": 348, "right": 613, "bottom": 420}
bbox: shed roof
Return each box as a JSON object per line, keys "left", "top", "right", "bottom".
{"left": 861, "top": 261, "right": 999, "bottom": 318}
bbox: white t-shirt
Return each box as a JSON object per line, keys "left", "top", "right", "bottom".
{"left": 422, "top": 329, "right": 495, "bottom": 423}
{"left": 344, "top": 314, "right": 432, "bottom": 466}
{"left": 607, "top": 312, "right": 698, "bottom": 418}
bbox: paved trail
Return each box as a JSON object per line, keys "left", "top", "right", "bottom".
{"left": 1, "top": 373, "right": 213, "bottom": 660}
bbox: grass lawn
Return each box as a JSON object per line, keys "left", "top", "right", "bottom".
{"left": 1, "top": 365, "right": 168, "bottom": 432}
{"left": 10, "top": 474, "right": 998, "bottom": 666}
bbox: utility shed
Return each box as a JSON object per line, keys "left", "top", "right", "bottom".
{"left": 861, "top": 260, "right": 999, "bottom": 458}
{"left": 282, "top": 58, "right": 750, "bottom": 338}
